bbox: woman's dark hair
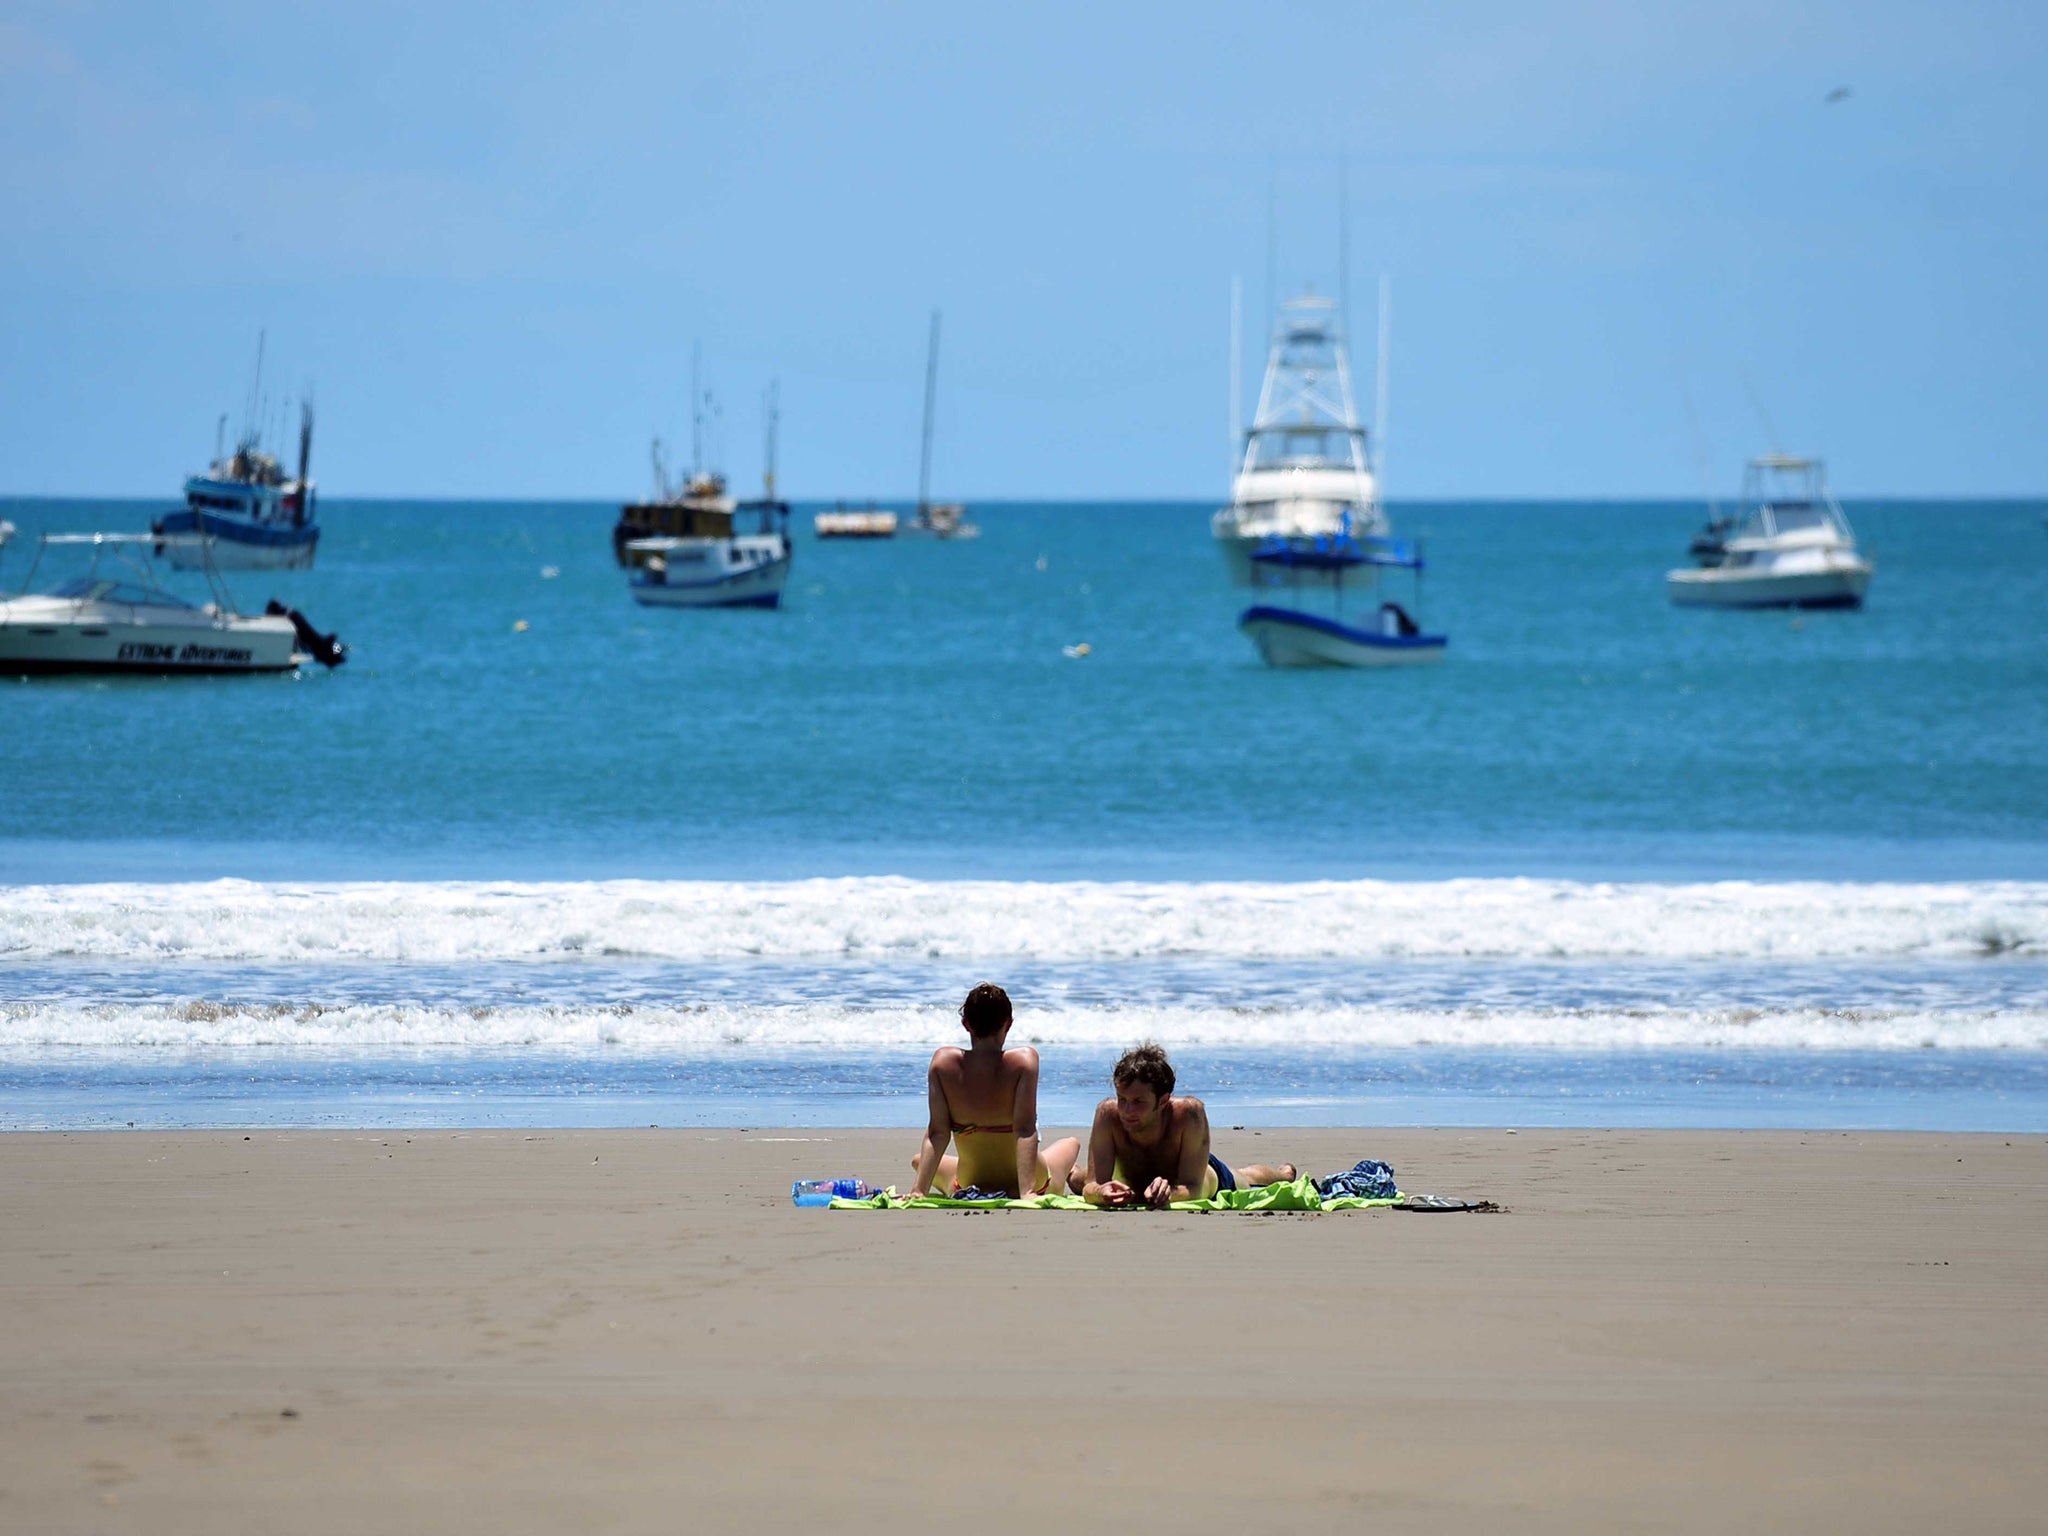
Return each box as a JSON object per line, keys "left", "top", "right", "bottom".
{"left": 959, "top": 982, "right": 1013, "bottom": 1038}
{"left": 1113, "top": 1041, "right": 1175, "bottom": 1097}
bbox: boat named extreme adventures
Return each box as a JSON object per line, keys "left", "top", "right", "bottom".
{"left": 0, "top": 533, "right": 344, "bottom": 675}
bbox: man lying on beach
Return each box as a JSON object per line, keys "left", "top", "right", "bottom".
{"left": 906, "top": 983, "right": 1082, "bottom": 1200}
{"left": 1074, "top": 1042, "right": 1296, "bottom": 1208}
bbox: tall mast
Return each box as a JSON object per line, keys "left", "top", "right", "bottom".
{"left": 1229, "top": 276, "right": 1242, "bottom": 486}
{"left": 243, "top": 329, "right": 267, "bottom": 448}
{"left": 918, "top": 309, "right": 941, "bottom": 516}
{"left": 762, "top": 380, "right": 780, "bottom": 498}
{"left": 1375, "top": 274, "right": 1391, "bottom": 491}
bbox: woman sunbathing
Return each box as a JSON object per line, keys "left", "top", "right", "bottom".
{"left": 906, "top": 983, "right": 1081, "bottom": 1199}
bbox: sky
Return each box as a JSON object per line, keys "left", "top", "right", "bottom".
{"left": 1, "top": 1, "right": 2043, "bottom": 500}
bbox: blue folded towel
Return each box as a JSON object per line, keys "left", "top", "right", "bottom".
{"left": 1315, "top": 1159, "right": 1398, "bottom": 1200}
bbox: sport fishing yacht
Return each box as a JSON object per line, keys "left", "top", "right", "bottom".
{"left": 1667, "top": 456, "right": 1872, "bottom": 609}
{"left": 0, "top": 533, "right": 344, "bottom": 675}
{"left": 1214, "top": 291, "right": 1387, "bottom": 585}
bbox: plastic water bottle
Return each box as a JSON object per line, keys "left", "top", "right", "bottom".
{"left": 792, "top": 1178, "right": 878, "bottom": 1207}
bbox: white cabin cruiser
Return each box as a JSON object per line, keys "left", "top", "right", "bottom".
{"left": 1214, "top": 292, "right": 1388, "bottom": 585}
{"left": 626, "top": 510, "right": 792, "bottom": 609}
{"left": 625, "top": 395, "right": 794, "bottom": 610}
{"left": 1667, "top": 456, "right": 1872, "bottom": 610}
{"left": 0, "top": 533, "right": 344, "bottom": 675}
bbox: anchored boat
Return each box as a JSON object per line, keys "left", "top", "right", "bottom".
{"left": 153, "top": 335, "right": 321, "bottom": 571}
{"left": 1667, "top": 455, "right": 1872, "bottom": 609}
{"left": 625, "top": 382, "right": 793, "bottom": 609}
{"left": 1214, "top": 291, "right": 1386, "bottom": 585}
{"left": 0, "top": 533, "right": 344, "bottom": 675}
{"left": 905, "top": 310, "right": 979, "bottom": 540}
{"left": 1237, "top": 534, "right": 1445, "bottom": 668}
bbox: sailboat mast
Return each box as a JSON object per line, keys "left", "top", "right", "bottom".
{"left": 918, "top": 309, "right": 940, "bottom": 516}
{"left": 763, "top": 380, "right": 780, "bottom": 498}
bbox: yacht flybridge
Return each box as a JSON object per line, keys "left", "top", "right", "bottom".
{"left": 1214, "top": 292, "right": 1387, "bottom": 585}
{"left": 0, "top": 533, "right": 344, "bottom": 675}
{"left": 1668, "top": 455, "right": 1872, "bottom": 610}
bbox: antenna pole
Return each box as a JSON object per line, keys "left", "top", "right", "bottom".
{"left": 244, "top": 329, "right": 266, "bottom": 446}
{"left": 1375, "top": 274, "right": 1391, "bottom": 492}
{"left": 691, "top": 341, "right": 703, "bottom": 480}
{"left": 1264, "top": 162, "right": 1277, "bottom": 343}
{"left": 918, "top": 309, "right": 940, "bottom": 516}
{"left": 1229, "top": 276, "right": 1242, "bottom": 485}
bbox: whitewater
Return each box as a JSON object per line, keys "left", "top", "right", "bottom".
{"left": 4, "top": 876, "right": 2043, "bottom": 964}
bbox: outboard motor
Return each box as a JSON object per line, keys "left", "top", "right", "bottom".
{"left": 265, "top": 598, "right": 347, "bottom": 668}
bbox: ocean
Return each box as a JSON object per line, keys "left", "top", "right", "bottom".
{"left": 3, "top": 496, "right": 2045, "bottom": 1133}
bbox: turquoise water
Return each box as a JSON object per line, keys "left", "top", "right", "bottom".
{"left": 3, "top": 497, "right": 2046, "bottom": 1131}
{"left": 4, "top": 497, "right": 2045, "bottom": 880}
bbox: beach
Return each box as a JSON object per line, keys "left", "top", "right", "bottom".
{"left": 4, "top": 1126, "right": 2043, "bottom": 1533}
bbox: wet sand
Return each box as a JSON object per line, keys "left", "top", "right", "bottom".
{"left": 2, "top": 1126, "right": 2044, "bottom": 1533}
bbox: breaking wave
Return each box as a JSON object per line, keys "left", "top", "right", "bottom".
{"left": 1, "top": 876, "right": 2044, "bottom": 964}
{"left": 2, "top": 998, "right": 2044, "bottom": 1053}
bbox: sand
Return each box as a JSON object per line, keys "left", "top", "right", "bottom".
{"left": 2, "top": 1125, "right": 2044, "bottom": 1533}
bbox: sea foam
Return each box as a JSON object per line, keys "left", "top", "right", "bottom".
{"left": 1, "top": 876, "right": 2043, "bottom": 964}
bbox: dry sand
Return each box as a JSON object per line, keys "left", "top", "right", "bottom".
{"left": 2, "top": 1126, "right": 2044, "bottom": 1534}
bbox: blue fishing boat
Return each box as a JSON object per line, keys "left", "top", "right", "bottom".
{"left": 1237, "top": 530, "right": 1446, "bottom": 668}
{"left": 153, "top": 336, "right": 319, "bottom": 571}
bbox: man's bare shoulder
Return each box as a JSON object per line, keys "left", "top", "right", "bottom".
{"left": 1173, "top": 1095, "right": 1210, "bottom": 1123}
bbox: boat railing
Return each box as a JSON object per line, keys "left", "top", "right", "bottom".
{"left": 20, "top": 531, "right": 244, "bottom": 614}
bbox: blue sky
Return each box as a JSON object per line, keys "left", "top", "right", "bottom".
{"left": 2, "top": 1, "right": 2043, "bottom": 499}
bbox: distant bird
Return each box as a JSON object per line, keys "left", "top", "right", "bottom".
{"left": 1825, "top": 85, "right": 1852, "bottom": 104}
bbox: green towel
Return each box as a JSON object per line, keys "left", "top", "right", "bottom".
{"left": 829, "top": 1176, "right": 1398, "bottom": 1212}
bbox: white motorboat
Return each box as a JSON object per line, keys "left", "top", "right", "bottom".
{"left": 614, "top": 370, "right": 790, "bottom": 606}
{"left": 0, "top": 533, "right": 345, "bottom": 675}
{"left": 815, "top": 503, "right": 899, "bottom": 539}
{"left": 0, "top": 519, "right": 16, "bottom": 552}
{"left": 1240, "top": 605, "right": 1447, "bottom": 667}
{"left": 1214, "top": 291, "right": 1388, "bottom": 585}
{"left": 1667, "top": 456, "right": 1872, "bottom": 609}
{"left": 626, "top": 519, "right": 791, "bottom": 609}
{"left": 1236, "top": 537, "right": 1446, "bottom": 669}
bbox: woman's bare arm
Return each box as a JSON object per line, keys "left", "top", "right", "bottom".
{"left": 1009, "top": 1047, "right": 1042, "bottom": 1197}
{"left": 906, "top": 1054, "right": 951, "bottom": 1197}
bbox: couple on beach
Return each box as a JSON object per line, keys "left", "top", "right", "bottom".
{"left": 906, "top": 982, "right": 1296, "bottom": 1206}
